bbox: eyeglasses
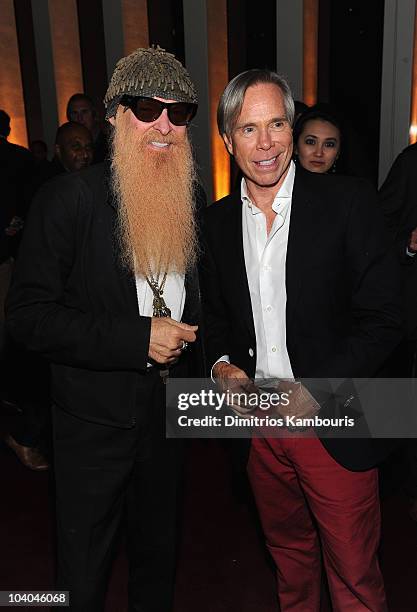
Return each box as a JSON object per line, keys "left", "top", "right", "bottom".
{"left": 120, "top": 95, "right": 197, "bottom": 126}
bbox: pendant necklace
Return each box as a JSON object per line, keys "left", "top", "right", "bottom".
{"left": 145, "top": 269, "right": 172, "bottom": 383}
{"left": 145, "top": 270, "right": 171, "bottom": 318}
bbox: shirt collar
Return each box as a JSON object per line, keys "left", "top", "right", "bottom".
{"left": 240, "top": 160, "right": 295, "bottom": 214}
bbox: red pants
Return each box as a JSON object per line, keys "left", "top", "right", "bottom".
{"left": 247, "top": 436, "right": 387, "bottom": 612}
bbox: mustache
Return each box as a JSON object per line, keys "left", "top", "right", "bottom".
{"left": 140, "top": 130, "right": 184, "bottom": 146}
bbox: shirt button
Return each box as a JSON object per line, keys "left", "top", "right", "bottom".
{"left": 266, "top": 305, "right": 272, "bottom": 312}
{"left": 248, "top": 348, "right": 254, "bottom": 357}
{"left": 271, "top": 346, "right": 277, "bottom": 353}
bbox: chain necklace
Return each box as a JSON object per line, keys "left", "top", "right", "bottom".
{"left": 145, "top": 270, "right": 171, "bottom": 318}
{"left": 145, "top": 268, "right": 172, "bottom": 384}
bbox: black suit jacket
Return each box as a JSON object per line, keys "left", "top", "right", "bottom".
{"left": 379, "top": 143, "right": 417, "bottom": 338}
{"left": 200, "top": 166, "right": 403, "bottom": 470}
{"left": 0, "top": 138, "right": 34, "bottom": 262}
{"left": 6, "top": 162, "right": 204, "bottom": 428}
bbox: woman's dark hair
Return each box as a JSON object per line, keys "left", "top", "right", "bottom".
{"left": 293, "top": 103, "right": 343, "bottom": 147}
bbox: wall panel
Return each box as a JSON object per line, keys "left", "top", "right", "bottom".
{"left": 122, "top": 0, "right": 149, "bottom": 54}
{"left": 0, "top": 0, "right": 27, "bottom": 146}
{"left": 48, "top": 0, "right": 83, "bottom": 126}
{"left": 76, "top": 0, "right": 108, "bottom": 110}
{"left": 31, "top": 0, "right": 59, "bottom": 152}
{"left": 14, "top": 0, "right": 43, "bottom": 144}
{"left": 303, "top": 0, "right": 319, "bottom": 105}
{"left": 207, "top": 0, "right": 229, "bottom": 199}
{"left": 379, "top": 0, "right": 415, "bottom": 183}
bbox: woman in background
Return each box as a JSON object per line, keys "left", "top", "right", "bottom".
{"left": 293, "top": 105, "right": 342, "bottom": 174}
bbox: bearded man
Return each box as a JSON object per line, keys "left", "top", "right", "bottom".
{"left": 6, "top": 47, "right": 204, "bottom": 612}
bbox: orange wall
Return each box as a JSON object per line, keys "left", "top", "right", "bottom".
{"left": 122, "top": 0, "right": 149, "bottom": 55}
{"left": 0, "top": 0, "right": 27, "bottom": 146}
{"left": 48, "top": 0, "right": 83, "bottom": 127}
{"left": 303, "top": 0, "right": 319, "bottom": 106}
{"left": 207, "top": 0, "right": 230, "bottom": 200}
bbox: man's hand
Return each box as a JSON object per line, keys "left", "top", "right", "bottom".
{"left": 212, "top": 362, "right": 257, "bottom": 416}
{"left": 149, "top": 318, "right": 197, "bottom": 364}
{"left": 275, "top": 380, "right": 320, "bottom": 421}
{"left": 408, "top": 226, "right": 417, "bottom": 253}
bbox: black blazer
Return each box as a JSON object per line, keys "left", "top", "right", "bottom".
{"left": 200, "top": 166, "right": 403, "bottom": 470}
{"left": 6, "top": 163, "right": 204, "bottom": 428}
{"left": 0, "top": 138, "right": 34, "bottom": 262}
{"left": 379, "top": 143, "right": 417, "bottom": 338}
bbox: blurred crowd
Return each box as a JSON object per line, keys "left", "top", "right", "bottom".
{"left": 0, "top": 93, "right": 109, "bottom": 470}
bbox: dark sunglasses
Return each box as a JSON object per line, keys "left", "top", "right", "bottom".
{"left": 120, "top": 95, "right": 197, "bottom": 126}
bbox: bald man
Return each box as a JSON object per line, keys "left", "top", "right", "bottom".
{"left": 55, "top": 122, "right": 93, "bottom": 173}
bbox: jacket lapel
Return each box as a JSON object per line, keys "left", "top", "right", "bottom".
{"left": 225, "top": 192, "right": 256, "bottom": 340}
{"left": 183, "top": 266, "right": 200, "bottom": 324}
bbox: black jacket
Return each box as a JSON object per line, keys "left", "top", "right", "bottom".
{"left": 0, "top": 138, "right": 34, "bottom": 262}
{"left": 379, "top": 143, "right": 417, "bottom": 338}
{"left": 200, "top": 167, "right": 403, "bottom": 470}
{"left": 6, "top": 162, "right": 203, "bottom": 428}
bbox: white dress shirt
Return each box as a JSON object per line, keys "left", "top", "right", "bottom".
{"left": 214, "top": 161, "right": 295, "bottom": 380}
{"left": 242, "top": 161, "right": 295, "bottom": 379}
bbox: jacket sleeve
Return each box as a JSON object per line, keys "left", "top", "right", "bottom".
{"left": 5, "top": 176, "right": 151, "bottom": 371}
{"left": 378, "top": 150, "right": 417, "bottom": 265}
{"left": 378, "top": 151, "right": 408, "bottom": 233}
{"left": 310, "top": 179, "right": 404, "bottom": 379}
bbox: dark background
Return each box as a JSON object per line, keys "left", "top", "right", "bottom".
{"left": 78, "top": 0, "right": 384, "bottom": 180}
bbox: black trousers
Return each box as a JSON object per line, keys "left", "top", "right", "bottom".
{"left": 53, "top": 370, "right": 183, "bottom": 612}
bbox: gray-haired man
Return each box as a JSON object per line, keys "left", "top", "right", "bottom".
{"left": 200, "top": 69, "right": 402, "bottom": 611}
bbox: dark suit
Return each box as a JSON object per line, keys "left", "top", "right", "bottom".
{"left": 200, "top": 166, "right": 402, "bottom": 610}
{"left": 0, "top": 137, "right": 34, "bottom": 262}
{"left": 201, "top": 167, "right": 402, "bottom": 470}
{"left": 379, "top": 144, "right": 417, "bottom": 499}
{"left": 379, "top": 143, "right": 417, "bottom": 342}
{"left": 6, "top": 162, "right": 203, "bottom": 611}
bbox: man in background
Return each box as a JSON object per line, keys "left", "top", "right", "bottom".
{"left": 4, "top": 122, "right": 94, "bottom": 471}
{"left": 379, "top": 143, "right": 417, "bottom": 375}
{"left": 66, "top": 93, "right": 109, "bottom": 163}
{"left": 53, "top": 121, "right": 93, "bottom": 174}
{"left": 379, "top": 144, "right": 417, "bottom": 520}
